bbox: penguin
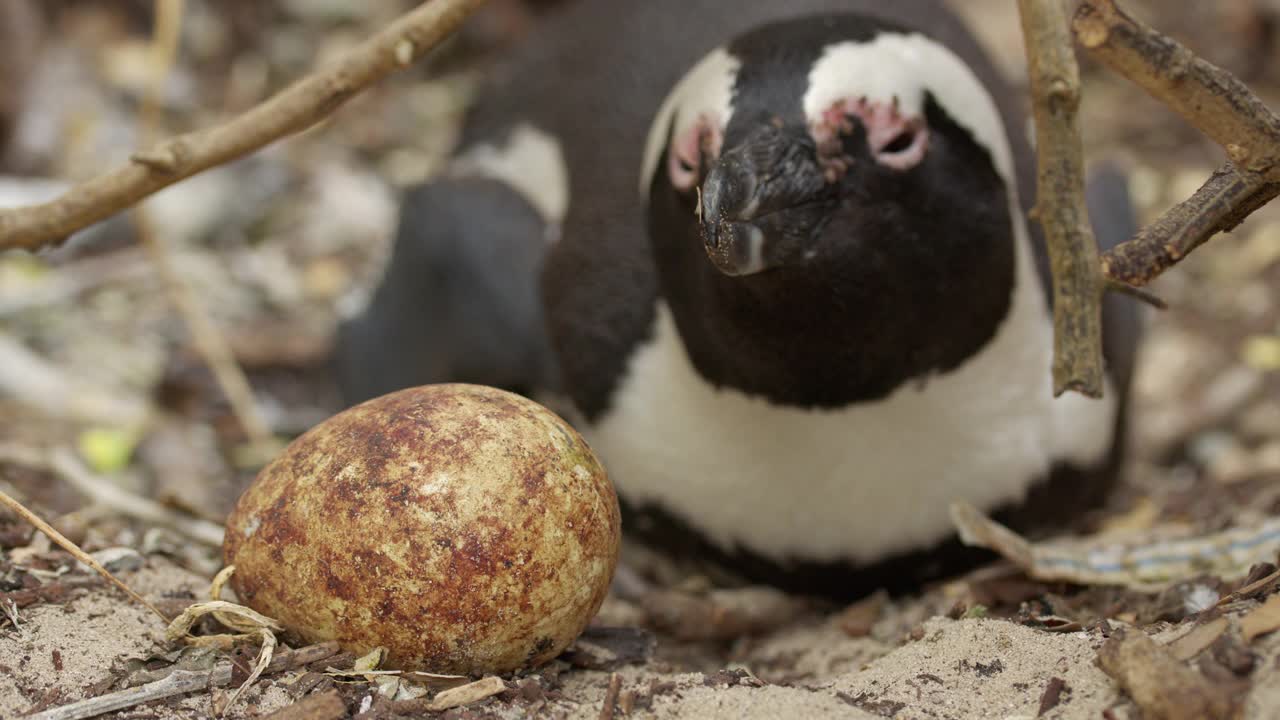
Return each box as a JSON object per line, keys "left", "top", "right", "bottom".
{"left": 335, "top": 0, "right": 1142, "bottom": 600}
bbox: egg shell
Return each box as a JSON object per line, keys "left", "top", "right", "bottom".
{"left": 222, "top": 383, "right": 621, "bottom": 674}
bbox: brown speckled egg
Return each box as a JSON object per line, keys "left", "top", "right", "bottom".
{"left": 222, "top": 383, "right": 620, "bottom": 674}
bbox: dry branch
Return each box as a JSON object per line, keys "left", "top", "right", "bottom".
{"left": 1074, "top": 0, "right": 1280, "bottom": 176}
{"left": 1017, "top": 0, "right": 1105, "bottom": 397}
{"left": 1102, "top": 162, "right": 1280, "bottom": 285}
{"left": 0, "top": 0, "right": 488, "bottom": 251}
{"left": 1074, "top": 0, "right": 1280, "bottom": 287}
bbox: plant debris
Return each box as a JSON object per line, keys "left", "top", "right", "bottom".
{"left": 1096, "top": 628, "right": 1239, "bottom": 720}
{"left": 1242, "top": 593, "right": 1280, "bottom": 642}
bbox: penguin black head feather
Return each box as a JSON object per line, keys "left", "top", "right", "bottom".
{"left": 642, "top": 15, "right": 1026, "bottom": 406}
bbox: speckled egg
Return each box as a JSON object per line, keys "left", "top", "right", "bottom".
{"left": 222, "top": 383, "right": 621, "bottom": 674}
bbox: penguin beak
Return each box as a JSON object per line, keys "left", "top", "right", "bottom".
{"left": 698, "top": 124, "right": 833, "bottom": 276}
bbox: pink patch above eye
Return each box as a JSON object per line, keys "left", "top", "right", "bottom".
{"left": 812, "top": 97, "right": 930, "bottom": 177}
{"left": 667, "top": 114, "right": 722, "bottom": 192}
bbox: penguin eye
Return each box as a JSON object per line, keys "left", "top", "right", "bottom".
{"left": 813, "top": 98, "right": 929, "bottom": 173}
{"left": 667, "top": 146, "right": 700, "bottom": 193}
{"left": 871, "top": 123, "right": 928, "bottom": 171}
{"left": 667, "top": 114, "right": 721, "bottom": 193}
{"left": 881, "top": 131, "right": 915, "bottom": 155}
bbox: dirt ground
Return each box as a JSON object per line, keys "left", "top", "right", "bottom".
{"left": 2, "top": 1, "right": 1280, "bottom": 718}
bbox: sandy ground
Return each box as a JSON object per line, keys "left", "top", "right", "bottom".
{"left": 2, "top": 0, "right": 1280, "bottom": 718}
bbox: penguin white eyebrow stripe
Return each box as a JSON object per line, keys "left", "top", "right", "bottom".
{"left": 802, "top": 32, "right": 1015, "bottom": 188}
{"left": 641, "top": 47, "right": 741, "bottom": 199}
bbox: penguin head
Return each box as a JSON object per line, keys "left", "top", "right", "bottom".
{"left": 644, "top": 14, "right": 1020, "bottom": 278}
{"left": 640, "top": 14, "right": 1031, "bottom": 405}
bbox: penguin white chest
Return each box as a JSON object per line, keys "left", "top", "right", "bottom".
{"left": 583, "top": 241, "right": 1117, "bottom": 564}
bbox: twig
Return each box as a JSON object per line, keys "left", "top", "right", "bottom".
{"left": 1101, "top": 162, "right": 1280, "bottom": 286}
{"left": 0, "top": 443, "right": 225, "bottom": 546}
{"left": 0, "top": 0, "right": 488, "bottom": 250}
{"left": 1017, "top": 0, "right": 1105, "bottom": 397}
{"left": 132, "top": 0, "right": 275, "bottom": 450}
{"left": 1216, "top": 568, "right": 1280, "bottom": 607}
{"left": 1073, "top": 0, "right": 1280, "bottom": 177}
{"left": 136, "top": 208, "right": 277, "bottom": 448}
{"left": 1074, "top": 0, "right": 1280, "bottom": 287}
{"left": 1104, "top": 278, "right": 1167, "bottom": 310}
{"left": 0, "top": 482, "right": 168, "bottom": 622}
{"left": 140, "top": 0, "right": 184, "bottom": 142}
{"left": 598, "top": 673, "right": 622, "bottom": 720}
{"left": 25, "top": 642, "right": 341, "bottom": 720}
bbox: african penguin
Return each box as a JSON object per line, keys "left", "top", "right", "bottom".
{"left": 335, "top": 0, "right": 1142, "bottom": 600}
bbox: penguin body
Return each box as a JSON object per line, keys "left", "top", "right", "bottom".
{"left": 336, "top": 0, "right": 1141, "bottom": 599}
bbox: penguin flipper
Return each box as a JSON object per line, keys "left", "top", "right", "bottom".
{"left": 1085, "top": 163, "right": 1144, "bottom": 396}
{"left": 1086, "top": 163, "right": 1139, "bottom": 254}
{"left": 334, "top": 176, "right": 558, "bottom": 406}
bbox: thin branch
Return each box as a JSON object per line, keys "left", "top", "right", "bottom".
{"left": 1074, "top": 0, "right": 1280, "bottom": 287}
{"left": 1102, "top": 163, "right": 1280, "bottom": 286}
{"left": 140, "top": 0, "right": 184, "bottom": 143}
{"left": 135, "top": 209, "right": 277, "bottom": 447}
{"left": 1074, "top": 0, "right": 1280, "bottom": 178}
{"left": 0, "top": 481, "right": 169, "bottom": 622}
{"left": 130, "top": 0, "right": 275, "bottom": 449}
{"left": 1104, "top": 278, "right": 1167, "bottom": 310}
{"left": 1018, "top": 0, "right": 1105, "bottom": 397}
{"left": 0, "top": 0, "right": 489, "bottom": 250}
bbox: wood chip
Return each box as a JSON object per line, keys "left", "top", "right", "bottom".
{"left": 598, "top": 672, "right": 622, "bottom": 720}
{"left": 1096, "top": 628, "right": 1238, "bottom": 720}
{"left": 1241, "top": 593, "right": 1280, "bottom": 642}
{"left": 1038, "top": 677, "right": 1067, "bottom": 716}
{"left": 1166, "top": 617, "right": 1230, "bottom": 661}
{"left": 426, "top": 676, "right": 506, "bottom": 712}
{"left": 261, "top": 691, "right": 346, "bottom": 720}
